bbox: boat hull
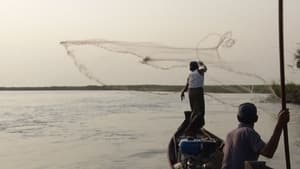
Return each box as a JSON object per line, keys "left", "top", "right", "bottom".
{"left": 168, "top": 111, "right": 224, "bottom": 169}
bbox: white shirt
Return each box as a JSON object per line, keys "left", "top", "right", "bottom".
{"left": 188, "top": 70, "right": 204, "bottom": 88}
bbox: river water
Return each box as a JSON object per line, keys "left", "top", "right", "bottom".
{"left": 0, "top": 91, "right": 299, "bottom": 169}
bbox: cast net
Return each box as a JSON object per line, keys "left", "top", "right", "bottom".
{"left": 60, "top": 32, "right": 300, "bottom": 107}
{"left": 60, "top": 32, "right": 237, "bottom": 85}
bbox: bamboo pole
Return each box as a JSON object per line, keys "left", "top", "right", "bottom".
{"left": 278, "top": 0, "right": 291, "bottom": 169}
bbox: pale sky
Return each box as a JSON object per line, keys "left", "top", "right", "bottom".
{"left": 0, "top": 0, "right": 300, "bottom": 86}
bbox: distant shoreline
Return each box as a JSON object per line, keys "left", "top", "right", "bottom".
{"left": 1, "top": 84, "right": 299, "bottom": 104}
{"left": 0, "top": 85, "right": 277, "bottom": 93}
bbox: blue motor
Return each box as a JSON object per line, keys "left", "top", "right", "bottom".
{"left": 179, "top": 138, "right": 203, "bottom": 155}
{"left": 179, "top": 138, "right": 217, "bottom": 158}
{"left": 178, "top": 138, "right": 218, "bottom": 169}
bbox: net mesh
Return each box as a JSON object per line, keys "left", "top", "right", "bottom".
{"left": 60, "top": 32, "right": 300, "bottom": 106}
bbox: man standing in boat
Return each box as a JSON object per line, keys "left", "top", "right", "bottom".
{"left": 221, "top": 103, "right": 290, "bottom": 169}
{"left": 180, "top": 61, "right": 207, "bottom": 135}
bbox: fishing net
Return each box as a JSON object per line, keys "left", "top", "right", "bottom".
{"left": 60, "top": 32, "right": 236, "bottom": 85}
{"left": 60, "top": 32, "right": 300, "bottom": 106}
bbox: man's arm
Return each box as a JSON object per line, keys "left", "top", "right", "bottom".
{"left": 260, "top": 109, "right": 290, "bottom": 158}
{"left": 180, "top": 81, "right": 188, "bottom": 101}
{"left": 198, "top": 61, "right": 207, "bottom": 73}
{"left": 202, "top": 64, "right": 207, "bottom": 72}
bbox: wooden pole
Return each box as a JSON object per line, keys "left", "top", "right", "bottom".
{"left": 278, "top": 0, "right": 291, "bottom": 169}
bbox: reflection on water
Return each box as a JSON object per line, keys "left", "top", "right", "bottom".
{"left": 0, "top": 91, "right": 299, "bottom": 169}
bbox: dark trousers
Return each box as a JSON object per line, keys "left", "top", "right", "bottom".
{"left": 185, "top": 87, "right": 205, "bottom": 135}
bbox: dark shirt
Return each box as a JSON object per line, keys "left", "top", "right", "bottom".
{"left": 221, "top": 123, "right": 266, "bottom": 169}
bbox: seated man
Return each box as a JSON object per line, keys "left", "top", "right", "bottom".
{"left": 222, "top": 103, "right": 289, "bottom": 169}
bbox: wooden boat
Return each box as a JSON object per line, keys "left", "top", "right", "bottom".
{"left": 168, "top": 111, "right": 273, "bottom": 169}
{"left": 168, "top": 111, "right": 224, "bottom": 169}
{"left": 244, "top": 161, "right": 273, "bottom": 169}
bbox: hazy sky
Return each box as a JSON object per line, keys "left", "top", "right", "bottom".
{"left": 1, "top": 0, "right": 300, "bottom": 86}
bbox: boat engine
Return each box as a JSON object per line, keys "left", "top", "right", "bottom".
{"left": 176, "top": 137, "right": 218, "bottom": 169}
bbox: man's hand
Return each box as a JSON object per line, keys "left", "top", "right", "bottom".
{"left": 180, "top": 92, "right": 185, "bottom": 101}
{"left": 277, "top": 109, "right": 290, "bottom": 127}
{"left": 198, "top": 61, "right": 204, "bottom": 66}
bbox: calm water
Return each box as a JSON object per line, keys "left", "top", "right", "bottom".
{"left": 0, "top": 91, "right": 299, "bottom": 169}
